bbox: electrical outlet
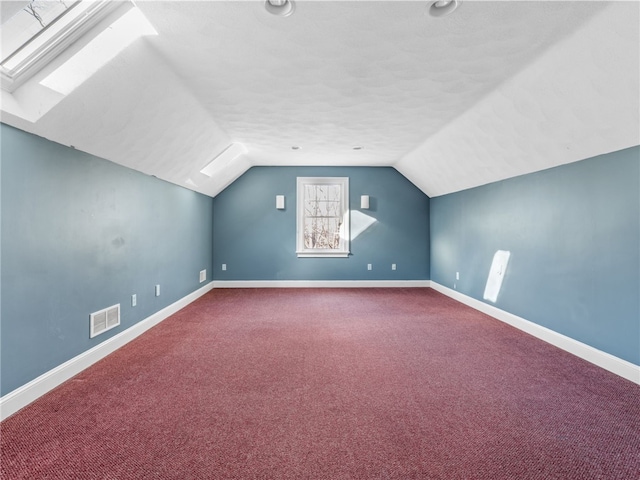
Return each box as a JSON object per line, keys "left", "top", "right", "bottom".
{"left": 392, "top": 263, "right": 396, "bottom": 271}
{"left": 222, "top": 264, "right": 227, "bottom": 271}
{"left": 155, "top": 285, "right": 160, "bottom": 297}
{"left": 456, "top": 271, "right": 460, "bottom": 280}
{"left": 367, "top": 264, "right": 372, "bottom": 271}
{"left": 131, "top": 294, "right": 137, "bottom": 307}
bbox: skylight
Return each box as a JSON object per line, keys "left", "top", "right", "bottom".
{"left": 1, "top": 1, "right": 77, "bottom": 63}
{"left": 0, "top": 0, "right": 123, "bottom": 91}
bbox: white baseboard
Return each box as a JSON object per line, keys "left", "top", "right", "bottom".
{"left": 212, "top": 280, "right": 432, "bottom": 288}
{"left": 5, "top": 280, "right": 635, "bottom": 421}
{"left": 0, "top": 282, "right": 215, "bottom": 421}
{"left": 430, "top": 281, "right": 640, "bottom": 385}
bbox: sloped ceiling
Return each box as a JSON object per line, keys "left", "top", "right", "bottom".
{"left": 1, "top": 0, "right": 638, "bottom": 198}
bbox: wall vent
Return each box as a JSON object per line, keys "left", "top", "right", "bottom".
{"left": 90, "top": 304, "right": 120, "bottom": 338}
{"left": 199, "top": 269, "right": 207, "bottom": 283}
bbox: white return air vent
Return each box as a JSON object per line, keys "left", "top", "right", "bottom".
{"left": 90, "top": 304, "right": 120, "bottom": 338}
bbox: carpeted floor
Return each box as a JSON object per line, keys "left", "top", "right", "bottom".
{"left": 1, "top": 288, "right": 639, "bottom": 479}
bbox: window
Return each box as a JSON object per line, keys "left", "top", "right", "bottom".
{"left": 1, "top": 0, "right": 123, "bottom": 92}
{"left": 296, "top": 177, "right": 350, "bottom": 258}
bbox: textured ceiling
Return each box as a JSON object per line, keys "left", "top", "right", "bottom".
{"left": 1, "top": 1, "right": 638, "bottom": 198}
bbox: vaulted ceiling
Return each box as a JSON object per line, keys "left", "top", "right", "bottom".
{"left": 1, "top": 1, "right": 638, "bottom": 198}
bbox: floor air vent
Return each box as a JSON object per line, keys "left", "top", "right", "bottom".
{"left": 90, "top": 304, "right": 120, "bottom": 338}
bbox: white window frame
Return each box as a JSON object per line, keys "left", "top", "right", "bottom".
{"left": 296, "top": 177, "right": 350, "bottom": 258}
{"left": 1, "top": 0, "right": 125, "bottom": 92}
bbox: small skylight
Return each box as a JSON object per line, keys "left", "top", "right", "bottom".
{"left": 200, "top": 143, "right": 247, "bottom": 177}
{"left": 0, "top": 0, "right": 125, "bottom": 92}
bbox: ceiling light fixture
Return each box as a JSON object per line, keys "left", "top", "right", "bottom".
{"left": 265, "top": 0, "right": 296, "bottom": 17}
{"left": 291, "top": 146, "right": 300, "bottom": 150}
{"left": 428, "top": 0, "right": 461, "bottom": 17}
{"left": 353, "top": 146, "right": 363, "bottom": 150}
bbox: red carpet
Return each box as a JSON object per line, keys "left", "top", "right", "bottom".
{"left": 1, "top": 288, "right": 639, "bottom": 479}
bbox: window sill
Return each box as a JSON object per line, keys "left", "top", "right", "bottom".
{"left": 296, "top": 251, "right": 350, "bottom": 258}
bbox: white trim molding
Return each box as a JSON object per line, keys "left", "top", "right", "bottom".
{"left": 430, "top": 281, "right": 640, "bottom": 385}
{"left": 5, "top": 279, "right": 635, "bottom": 421}
{"left": 213, "top": 280, "right": 432, "bottom": 288}
{"left": 0, "top": 282, "right": 215, "bottom": 421}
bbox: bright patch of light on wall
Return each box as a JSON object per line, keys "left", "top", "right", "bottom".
{"left": 483, "top": 250, "right": 510, "bottom": 303}
{"left": 351, "top": 210, "right": 377, "bottom": 241}
{"left": 40, "top": 7, "right": 157, "bottom": 95}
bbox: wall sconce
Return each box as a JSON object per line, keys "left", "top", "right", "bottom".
{"left": 276, "top": 195, "right": 285, "bottom": 209}
{"left": 360, "top": 195, "right": 370, "bottom": 209}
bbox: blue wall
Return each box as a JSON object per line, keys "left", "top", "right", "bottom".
{"left": 213, "top": 166, "right": 430, "bottom": 281}
{"left": 0, "top": 124, "right": 214, "bottom": 395}
{"left": 430, "top": 146, "right": 640, "bottom": 365}
{"left": 2, "top": 119, "right": 636, "bottom": 397}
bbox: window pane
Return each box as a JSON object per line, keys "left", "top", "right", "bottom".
{"left": 304, "top": 185, "right": 341, "bottom": 218}
{"left": 304, "top": 217, "right": 342, "bottom": 249}
{"left": 1, "top": 1, "right": 80, "bottom": 63}
{"left": 305, "top": 200, "right": 340, "bottom": 217}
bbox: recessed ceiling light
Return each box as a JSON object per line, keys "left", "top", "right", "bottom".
{"left": 291, "top": 146, "right": 300, "bottom": 150}
{"left": 265, "top": 0, "right": 296, "bottom": 17}
{"left": 353, "top": 146, "right": 363, "bottom": 150}
{"left": 429, "top": 0, "right": 461, "bottom": 17}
